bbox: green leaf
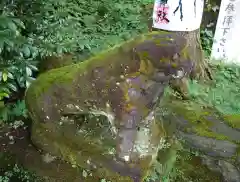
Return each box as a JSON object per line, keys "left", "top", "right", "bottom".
{"left": 0, "top": 92, "right": 9, "bottom": 99}
{"left": 12, "top": 19, "right": 25, "bottom": 29}
{"left": 28, "top": 64, "right": 38, "bottom": 71}
{"left": 2, "top": 72, "right": 8, "bottom": 82}
{"left": 26, "top": 80, "right": 31, "bottom": 88}
{"left": 22, "top": 45, "right": 31, "bottom": 58}
{"left": 7, "top": 83, "right": 17, "bottom": 92}
{"left": 30, "top": 46, "right": 38, "bottom": 58}
{"left": 7, "top": 21, "right": 18, "bottom": 31}
{"left": 56, "top": 46, "right": 63, "bottom": 54}
{"left": 4, "top": 39, "right": 14, "bottom": 48}
{"left": 26, "top": 67, "right": 32, "bottom": 76}
{"left": 7, "top": 72, "right": 14, "bottom": 79}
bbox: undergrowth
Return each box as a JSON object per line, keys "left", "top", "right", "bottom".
{"left": 187, "top": 63, "right": 240, "bottom": 115}
{"left": 0, "top": 0, "right": 152, "bottom": 124}
{"left": 0, "top": 164, "right": 43, "bottom": 182}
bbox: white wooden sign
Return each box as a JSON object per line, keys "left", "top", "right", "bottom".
{"left": 211, "top": 0, "right": 240, "bottom": 65}
{"left": 152, "top": 0, "right": 204, "bottom": 31}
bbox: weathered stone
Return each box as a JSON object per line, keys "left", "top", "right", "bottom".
{"left": 218, "top": 160, "right": 240, "bottom": 182}
{"left": 205, "top": 115, "right": 240, "bottom": 142}
{"left": 160, "top": 99, "right": 240, "bottom": 142}
{"left": 26, "top": 31, "right": 194, "bottom": 181}
{"left": 202, "top": 156, "right": 240, "bottom": 182}
{"left": 223, "top": 115, "right": 240, "bottom": 131}
{"left": 149, "top": 147, "right": 223, "bottom": 182}
{"left": 178, "top": 131, "right": 237, "bottom": 158}
{"left": 156, "top": 98, "right": 240, "bottom": 181}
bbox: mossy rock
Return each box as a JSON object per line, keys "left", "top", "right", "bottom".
{"left": 160, "top": 98, "right": 240, "bottom": 142}
{"left": 223, "top": 115, "right": 240, "bottom": 130}
{"left": 172, "top": 150, "right": 223, "bottom": 182}
{"left": 26, "top": 31, "right": 194, "bottom": 181}
{"left": 31, "top": 119, "right": 163, "bottom": 181}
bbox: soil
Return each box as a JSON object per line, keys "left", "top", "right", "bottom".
{"left": 0, "top": 123, "right": 85, "bottom": 182}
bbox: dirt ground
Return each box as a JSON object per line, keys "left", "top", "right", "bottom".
{"left": 0, "top": 123, "right": 85, "bottom": 182}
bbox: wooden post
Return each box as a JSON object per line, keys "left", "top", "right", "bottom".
{"left": 211, "top": 0, "right": 240, "bottom": 65}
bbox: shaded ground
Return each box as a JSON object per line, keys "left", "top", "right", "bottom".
{"left": 0, "top": 124, "right": 86, "bottom": 182}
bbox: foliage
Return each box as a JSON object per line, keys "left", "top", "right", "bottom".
{"left": 200, "top": 0, "right": 219, "bottom": 58}
{"left": 0, "top": 13, "right": 38, "bottom": 101}
{"left": 10, "top": 0, "right": 152, "bottom": 56}
{"left": 0, "top": 100, "right": 27, "bottom": 124}
{"left": 200, "top": 28, "right": 214, "bottom": 57}
{"left": 0, "top": 164, "right": 43, "bottom": 182}
{"left": 186, "top": 63, "right": 240, "bottom": 115}
{"left": 0, "top": 0, "right": 152, "bottom": 123}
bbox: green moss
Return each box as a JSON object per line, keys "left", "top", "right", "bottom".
{"left": 146, "top": 141, "right": 223, "bottom": 182}
{"left": 236, "top": 145, "right": 240, "bottom": 156}
{"left": 31, "top": 121, "right": 153, "bottom": 182}
{"left": 194, "top": 128, "right": 229, "bottom": 141}
{"left": 162, "top": 100, "right": 234, "bottom": 141}
{"left": 32, "top": 123, "right": 131, "bottom": 181}
{"left": 171, "top": 150, "right": 223, "bottom": 182}
{"left": 26, "top": 30, "right": 186, "bottom": 102}
{"left": 223, "top": 115, "right": 240, "bottom": 129}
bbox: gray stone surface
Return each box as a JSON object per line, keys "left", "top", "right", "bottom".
{"left": 177, "top": 131, "right": 238, "bottom": 158}
{"left": 202, "top": 156, "right": 240, "bottom": 182}
{"left": 205, "top": 115, "right": 240, "bottom": 142}
{"left": 219, "top": 160, "right": 240, "bottom": 182}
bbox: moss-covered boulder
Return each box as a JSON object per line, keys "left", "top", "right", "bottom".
{"left": 25, "top": 31, "right": 194, "bottom": 181}
{"left": 154, "top": 96, "right": 240, "bottom": 179}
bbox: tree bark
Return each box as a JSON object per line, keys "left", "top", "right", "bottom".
{"left": 177, "top": 29, "right": 213, "bottom": 80}
{"left": 148, "top": 28, "right": 213, "bottom": 99}
{"left": 170, "top": 29, "right": 213, "bottom": 99}
{"left": 143, "top": 3, "right": 213, "bottom": 98}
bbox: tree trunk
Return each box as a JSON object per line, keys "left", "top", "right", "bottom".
{"left": 143, "top": 0, "right": 214, "bottom": 98}
{"left": 169, "top": 29, "right": 213, "bottom": 99}
{"left": 177, "top": 29, "right": 213, "bottom": 80}
{"left": 147, "top": 22, "right": 213, "bottom": 98}
{"left": 144, "top": 2, "right": 213, "bottom": 99}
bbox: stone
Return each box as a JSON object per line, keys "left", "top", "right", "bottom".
{"left": 218, "top": 160, "right": 240, "bottom": 182}
{"left": 178, "top": 131, "right": 237, "bottom": 158}
{"left": 202, "top": 156, "right": 240, "bottom": 182}
{"left": 25, "top": 31, "right": 194, "bottom": 181}
{"left": 204, "top": 115, "right": 240, "bottom": 142}
{"left": 156, "top": 99, "right": 240, "bottom": 181}
{"left": 160, "top": 99, "right": 240, "bottom": 141}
